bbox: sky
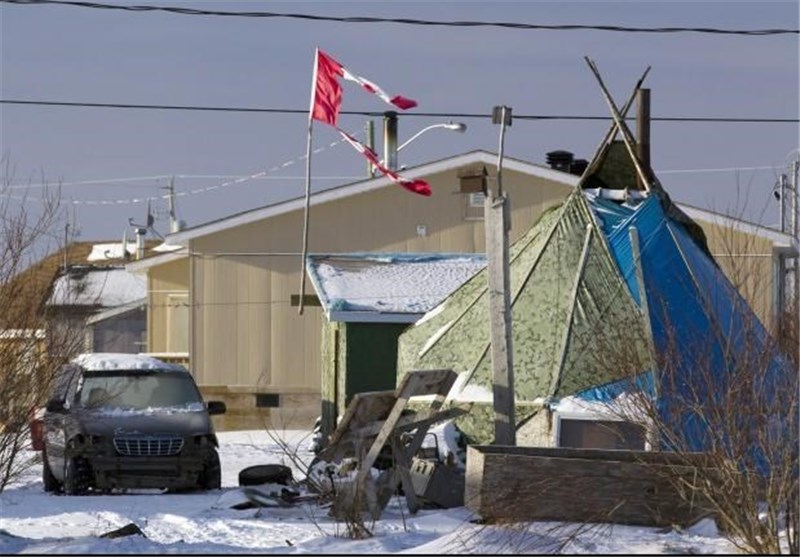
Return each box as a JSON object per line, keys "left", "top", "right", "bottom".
{"left": 1, "top": 429, "right": 736, "bottom": 554}
{"left": 1, "top": 0, "right": 798, "bottom": 245}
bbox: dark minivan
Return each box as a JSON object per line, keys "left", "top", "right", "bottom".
{"left": 40, "top": 353, "right": 226, "bottom": 494}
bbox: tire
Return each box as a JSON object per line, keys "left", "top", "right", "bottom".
{"left": 41, "top": 447, "right": 61, "bottom": 493}
{"left": 199, "top": 449, "right": 221, "bottom": 491}
{"left": 238, "top": 464, "right": 293, "bottom": 487}
{"left": 63, "top": 455, "right": 92, "bottom": 495}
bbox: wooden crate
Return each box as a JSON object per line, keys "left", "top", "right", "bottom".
{"left": 465, "top": 445, "right": 714, "bottom": 527}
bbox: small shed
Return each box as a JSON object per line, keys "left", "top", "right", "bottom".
{"left": 86, "top": 299, "right": 146, "bottom": 353}
{"left": 305, "top": 253, "right": 485, "bottom": 435}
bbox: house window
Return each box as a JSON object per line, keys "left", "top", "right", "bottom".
{"left": 557, "top": 418, "right": 646, "bottom": 450}
{"left": 166, "top": 293, "right": 189, "bottom": 353}
{"left": 464, "top": 192, "right": 486, "bottom": 221}
{"left": 469, "top": 192, "right": 486, "bottom": 207}
{"left": 255, "top": 393, "right": 281, "bottom": 408}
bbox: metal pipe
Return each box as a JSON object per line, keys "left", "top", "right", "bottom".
{"left": 383, "top": 111, "right": 398, "bottom": 171}
{"left": 365, "top": 120, "right": 375, "bottom": 177}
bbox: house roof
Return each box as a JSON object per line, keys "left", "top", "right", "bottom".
{"left": 2, "top": 241, "right": 158, "bottom": 321}
{"left": 167, "top": 150, "right": 579, "bottom": 245}
{"left": 164, "top": 149, "right": 795, "bottom": 250}
{"left": 48, "top": 266, "right": 147, "bottom": 308}
{"left": 306, "top": 253, "right": 486, "bottom": 323}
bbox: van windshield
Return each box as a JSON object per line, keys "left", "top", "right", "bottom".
{"left": 78, "top": 371, "right": 204, "bottom": 411}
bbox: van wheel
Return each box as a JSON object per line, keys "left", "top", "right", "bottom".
{"left": 199, "top": 449, "right": 221, "bottom": 490}
{"left": 63, "top": 456, "right": 92, "bottom": 495}
{"left": 42, "top": 447, "right": 61, "bottom": 493}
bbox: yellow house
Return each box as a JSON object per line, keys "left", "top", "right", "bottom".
{"left": 127, "top": 150, "right": 797, "bottom": 430}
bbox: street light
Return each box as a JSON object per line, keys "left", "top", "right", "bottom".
{"left": 382, "top": 112, "right": 467, "bottom": 171}
{"left": 397, "top": 121, "right": 467, "bottom": 152}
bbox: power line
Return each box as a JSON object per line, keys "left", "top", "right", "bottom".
{"left": 3, "top": 0, "right": 797, "bottom": 36}
{"left": 2, "top": 99, "right": 797, "bottom": 123}
{"left": 4, "top": 175, "right": 365, "bottom": 190}
{"left": 0, "top": 131, "right": 362, "bottom": 204}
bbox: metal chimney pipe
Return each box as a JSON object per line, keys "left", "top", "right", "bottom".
{"left": 365, "top": 119, "right": 376, "bottom": 177}
{"left": 636, "top": 88, "right": 651, "bottom": 189}
{"left": 383, "top": 111, "right": 398, "bottom": 171}
{"left": 135, "top": 228, "right": 145, "bottom": 260}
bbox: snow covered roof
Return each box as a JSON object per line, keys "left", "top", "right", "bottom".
{"left": 306, "top": 253, "right": 486, "bottom": 323}
{"left": 73, "top": 352, "right": 188, "bottom": 372}
{"left": 87, "top": 242, "right": 136, "bottom": 262}
{"left": 48, "top": 267, "right": 147, "bottom": 308}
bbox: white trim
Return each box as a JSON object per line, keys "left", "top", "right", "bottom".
{"left": 167, "top": 151, "right": 577, "bottom": 245}
{"left": 678, "top": 204, "right": 796, "bottom": 249}
{"left": 327, "top": 310, "right": 422, "bottom": 324}
{"left": 553, "top": 411, "right": 629, "bottom": 448}
{"left": 125, "top": 249, "right": 188, "bottom": 273}
{"left": 87, "top": 299, "right": 146, "bottom": 325}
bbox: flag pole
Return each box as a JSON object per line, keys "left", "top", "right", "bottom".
{"left": 299, "top": 48, "right": 319, "bottom": 315}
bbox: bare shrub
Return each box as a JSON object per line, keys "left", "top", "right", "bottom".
{"left": 0, "top": 158, "right": 81, "bottom": 491}
{"left": 581, "top": 204, "right": 800, "bottom": 554}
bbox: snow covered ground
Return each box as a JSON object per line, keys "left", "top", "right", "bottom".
{"left": 0, "top": 430, "right": 736, "bottom": 554}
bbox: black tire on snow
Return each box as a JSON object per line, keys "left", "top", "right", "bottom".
{"left": 41, "top": 446, "right": 62, "bottom": 493}
{"left": 238, "top": 464, "right": 293, "bottom": 486}
{"left": 199, "top": 449, "right": 222, "bottom": 490}
{"left": 63, "top": 455, "right": 92, "bottom": 495}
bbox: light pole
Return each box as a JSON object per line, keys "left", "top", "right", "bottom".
{"left": 382, "top": 111, "right": 467, "bottom": 171}
{"left": 397, "top": 122, "right": 467, "bottom": 152}
{"left": 487, "top": 104, "right": 515, "bottom": 446}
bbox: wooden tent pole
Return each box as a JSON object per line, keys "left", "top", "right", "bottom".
{"left": 578, "top": 66, "right": 651, "bottom": 185}
{"left": 584, "top": 57, "right": 654, "bottom": 192}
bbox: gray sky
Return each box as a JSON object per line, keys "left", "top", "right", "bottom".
{"left": 1, "top": 0, "right": 798, "bottom": 243}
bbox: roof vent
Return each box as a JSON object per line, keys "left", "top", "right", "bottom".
{"left": 546, "top": 150, "right": 574, "bottom": 172}
{"left": 570, "top": 159, "right": 589, "bottom": 176}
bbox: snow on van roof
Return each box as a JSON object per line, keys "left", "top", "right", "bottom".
{"left": 73, "top": 353, "right": 188, "bottom": 372}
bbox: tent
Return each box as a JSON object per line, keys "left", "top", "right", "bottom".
{"left": 398, "top": 63, "right": 794, "bottom": 449}
{"left": 396, "top": 188, "right": 650, "bottom": 442}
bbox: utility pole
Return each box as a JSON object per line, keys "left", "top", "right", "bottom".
{"left": 487, "top": 105, "right": 515, "bottom": 446}
{"left": 167, "top": 177, "right": 179, "bottom": 233}
{"left": 63, "top": 222, "right": 70, "bottom": 273}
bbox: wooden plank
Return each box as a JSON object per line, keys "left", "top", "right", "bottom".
{"left": 320, "top": 370, "right": 464, "bottom": 519}
{"left": 466, "top": 445, "right": 715, "bottom": 527}
{"left": 348, "top": 405, "right": 471, "bottom": 440}
{"left": 390, "top": 435, "right": 420, "bottom": 514}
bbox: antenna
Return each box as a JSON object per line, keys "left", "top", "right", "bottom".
{"left": 129, "top": 200, "right": 163, "bottom": 240}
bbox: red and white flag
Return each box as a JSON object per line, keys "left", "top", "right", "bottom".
{"left": 338, "top": 130, "right": 431, "bottom": 196}
{"left": 311, "top": 49, "right": 417, "bottom": 127}
{"left": 309, "top": 48, "right": 430, "bottom": 196}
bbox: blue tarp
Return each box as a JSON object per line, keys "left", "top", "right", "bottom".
{"left": 576, "top": 193, "right": 794, "bottom": 457}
